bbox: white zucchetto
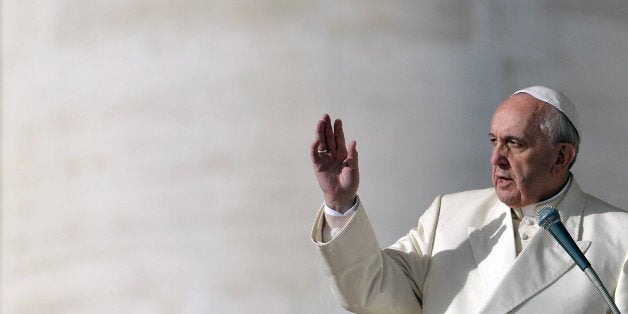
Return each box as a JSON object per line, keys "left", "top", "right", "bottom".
{"left": 512, "top": 86, "right": 581, "bottom": 135}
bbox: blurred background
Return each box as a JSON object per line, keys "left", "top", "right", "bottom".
{"left": 1, "top": 1, "right": 627, "bottom": 313}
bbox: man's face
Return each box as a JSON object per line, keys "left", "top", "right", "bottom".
{"left": 489, "top": 94, "right": 559, "bottom": 208}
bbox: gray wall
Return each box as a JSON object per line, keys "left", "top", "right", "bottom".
{"left": 1, "top": 1, "right": 627, "bottom": 313}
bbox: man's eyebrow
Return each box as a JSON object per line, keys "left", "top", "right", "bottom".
{"left": 488, "top": 133, "right": 528, "bottom": 143}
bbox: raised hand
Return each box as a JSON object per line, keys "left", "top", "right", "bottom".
{"left": 310, "top": 114, "right": 359, "bottom": 213}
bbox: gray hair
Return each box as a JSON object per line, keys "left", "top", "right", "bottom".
{"left": 539, "top": 106, "right": 580, "bottom": 169}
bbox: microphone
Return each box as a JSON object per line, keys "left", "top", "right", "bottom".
{"left": 537, "top": 206, "right": 621, "bottom": 314}
{"left": 537, "top": 206, "right": 590, "bottom": 270}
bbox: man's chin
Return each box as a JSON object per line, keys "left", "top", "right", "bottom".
{"left": 495, "top": 190, "right": 521, "bottom": 208}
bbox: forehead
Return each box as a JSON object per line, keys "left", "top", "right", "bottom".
{"left": 490, "top": 94, "right": 548, "bottom": 138}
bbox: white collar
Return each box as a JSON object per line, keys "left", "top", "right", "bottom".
{"left": 514, "top": 175, "right": 572, "bottom": 218}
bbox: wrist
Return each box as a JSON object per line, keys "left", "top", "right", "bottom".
{"left": 324, "top": 195, "right": 357, "bottom": 214}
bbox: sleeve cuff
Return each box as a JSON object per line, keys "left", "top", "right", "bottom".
{"left": 323, "top": 196, "right": 359, "bottom": 217}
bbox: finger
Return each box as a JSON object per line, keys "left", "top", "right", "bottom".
{"left": 323, "top": 114, "right": 337, "bottom": 151}
{"left": 315, "top": 119, "right": 327, "bottom": 152}
{"left": 334, "top": 119, "right": 347, "bottom": 157}
{"left": 347, "top": 140, "right": 358, "bottom": 166}
{"left": 311, "top": 140, "right": 322, "bottom": 162}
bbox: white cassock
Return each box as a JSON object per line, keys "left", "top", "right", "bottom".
{"left": 311, "top": 178, "right": 628, "bottom": 313}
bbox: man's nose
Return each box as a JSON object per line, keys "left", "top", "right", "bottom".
{"left": 490, "top": 144, "right": 509, "bottom": 168}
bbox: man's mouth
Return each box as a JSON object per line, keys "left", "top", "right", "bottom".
{"left": 496, "top": 175, "right": 514, "bottom": 183}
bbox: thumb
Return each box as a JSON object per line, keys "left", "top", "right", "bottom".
{"left": 347, "top": 141, "right": 358, "bottom": 160}
{"left": 346, "top": 141, "right": 358, "bottom": 168}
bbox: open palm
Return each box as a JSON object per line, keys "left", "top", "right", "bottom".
{"left": 310, "top": 114, "right": 359, "bottom": 213}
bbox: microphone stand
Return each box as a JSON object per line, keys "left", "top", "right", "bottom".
{"left": 583, "top": 267, "right": 621, "bottom": 314}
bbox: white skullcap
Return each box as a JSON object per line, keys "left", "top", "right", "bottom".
{"left": 512, "top": 86, "right": 581, "bottom": 135}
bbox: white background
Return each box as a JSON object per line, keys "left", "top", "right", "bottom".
{"left": 2, "top": 1, "right": 628, "bottom": 313}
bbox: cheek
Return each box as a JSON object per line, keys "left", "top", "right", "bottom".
{"left": 527, "top": 154, "right": 554, "bottom": 175}
{"left": 514, "top": 157, "right": 551, "bottom": 187}
{"left": 510, "top": 160, "right": 537, "bottom": 186}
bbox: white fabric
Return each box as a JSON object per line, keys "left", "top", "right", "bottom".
{"left": 512, "top": 176, "right": 572, "bottom": 254}
{"left": 321, "top": 197, "right": 359, "bottom": 240}
{"left": 512, "top": 86, "right": 581, "bottom": 134}
{"left": 323, "top": 197, "right": 358, "bottom": 217}
{"left": 311, "top": 178, "right": 628, "bottom": 313}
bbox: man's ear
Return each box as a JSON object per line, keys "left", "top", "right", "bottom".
{"left": 552, "top": 143, "right": 576, "bottom": 174}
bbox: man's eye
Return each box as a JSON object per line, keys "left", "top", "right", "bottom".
{"left": 489, "top": 138, "right": 497, "bottom": 145}
{"left": 508, "top": 140, "right": 523, "bottom": 148}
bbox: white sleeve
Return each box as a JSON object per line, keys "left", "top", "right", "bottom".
{"left": 321, "top": 196, "right": 359, "bottom": 242}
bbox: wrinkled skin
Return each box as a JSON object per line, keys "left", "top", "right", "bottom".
{"left": 489, "top": 94, "right": 575, "bottom": 208}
